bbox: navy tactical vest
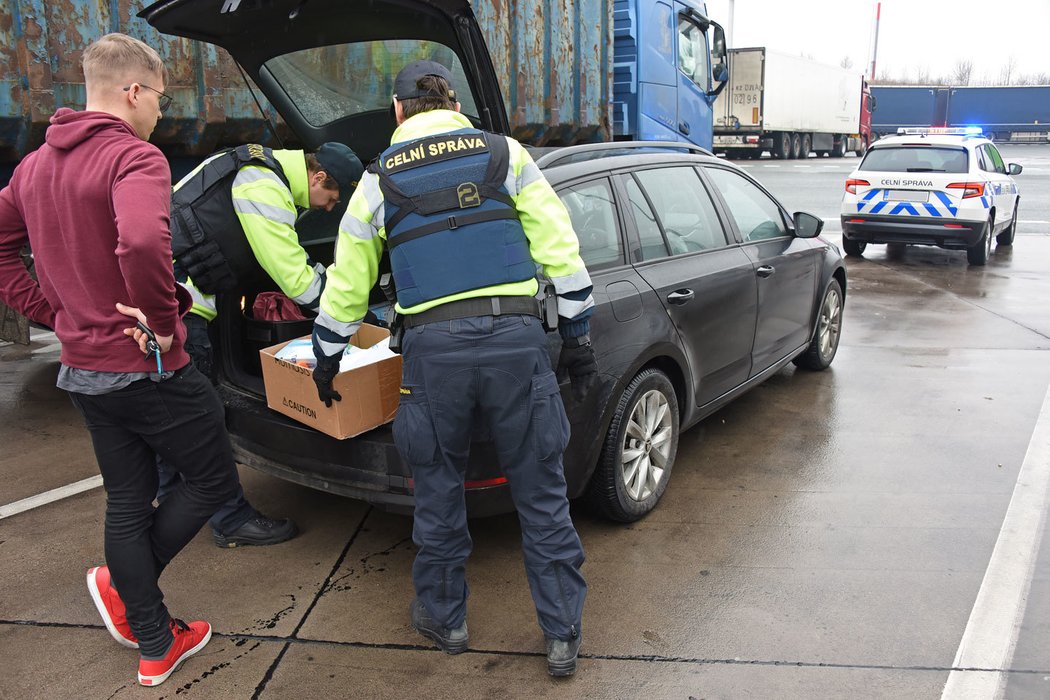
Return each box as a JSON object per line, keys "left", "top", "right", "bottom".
{"left": 372, "top": 128, "right": 536, "bottom": 309}
{"left": 170, "top": 144, "right": 290, "bottom": 294}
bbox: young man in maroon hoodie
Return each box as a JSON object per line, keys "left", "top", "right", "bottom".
{"left": 0, "top": 33, "right": 240, "bottom": 686}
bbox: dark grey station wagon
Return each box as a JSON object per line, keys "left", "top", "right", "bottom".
{"left": 143, "top": 0, "right": 846, "bottom": 521}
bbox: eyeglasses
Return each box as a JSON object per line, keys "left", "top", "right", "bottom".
{"left": 123, "top": 83, "right": 173, "bottom": 112}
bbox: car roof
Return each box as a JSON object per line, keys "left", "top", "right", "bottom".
{"left": 531, "top": 141, "right": 736, "bottom": 185}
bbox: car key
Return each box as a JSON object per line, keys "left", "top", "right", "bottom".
{"left": 136, "top": 321, "right": 164, "bottom": 374}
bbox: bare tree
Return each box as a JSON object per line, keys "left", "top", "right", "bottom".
{"left": 952, "top": 59, "right": 974, "bottom": 86}
{"left": 916, "top": 66, "right": 931, "bottom": 85}
{"left": 997, "top": 56, "right": 1017, "bottom": 86}
{"left": 840, "top": 56, "right": 854, "bottom": 70}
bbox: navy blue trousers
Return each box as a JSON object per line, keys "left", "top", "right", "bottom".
{"left": 394, "top": 314, "right": 586, "bottom": 641}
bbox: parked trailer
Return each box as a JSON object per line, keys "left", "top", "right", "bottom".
{"left": 0, "top": 0, "right": 726, "bottom": 171}
{"left": 712, "top": 47, "right": 872, "bottom": 159}
{"left": 871, "top": 85, "right": 1050, "bottom": 141}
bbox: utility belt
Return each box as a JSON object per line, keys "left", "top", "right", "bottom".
{"left": 402, "top": 295, "right": 541, "bottom": 329}
{"left": 380, "top": 273, "right": 558, "bottom": 354}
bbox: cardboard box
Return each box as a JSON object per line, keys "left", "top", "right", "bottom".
{"left": 260, "top": 324, "right": 402, "bottom": 439}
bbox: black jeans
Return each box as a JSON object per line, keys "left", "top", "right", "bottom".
{"left": 70, "top": 364, "right": 239, "bottom": 656}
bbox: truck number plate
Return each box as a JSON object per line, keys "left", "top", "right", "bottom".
{"left": 713, "top": 136, "right": 742, "bottom": 145}
{"left": 884, "top": 190, "right": 930, "bottom": 202}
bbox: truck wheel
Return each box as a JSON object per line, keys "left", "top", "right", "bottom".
{"left": 967, "top": 219, "right": 993, "bottom": 266}
{"left": 585, "top": 368, "right": 680, "bottom": 522}
{"left": 773, "top": 132, "right": 791, "bottom": 159}
{"left": 996, "top": 207, "right": 1017, "bottom": 246}
{"left": 800, "top": 134, "right": 812, "bottom": 159}
{"left": 793, "top": 280, "right": 843, "bottom": 371}
{"left": 842, "top": 238, "right": 866, "bottom": 257}
{"left": 832, "top": 136, "right": 847, "bottom": 158}
{"left": 854, "top": 136, "right": 868, "bottom": 158}
{"left": 790, "top": 133, "right": 802, "bottom": 159}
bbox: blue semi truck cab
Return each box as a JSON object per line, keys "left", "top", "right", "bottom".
{"left": 613, "top": 0, "right": 729, "bottom": 151}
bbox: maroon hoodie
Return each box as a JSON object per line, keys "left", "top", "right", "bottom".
{"left": 0, "top": 109, "right": 190, "bottom": 372}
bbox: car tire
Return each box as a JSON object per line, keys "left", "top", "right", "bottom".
{"left": 832, "top": 136, "right": 847, "bottom": 158}
{"left": 842, "top": 238, "right": 866, "bottom": 257}
{"left": 793, "top": 279, "right": 844, "bottom": 371}
{"left": 967, "top": 218, "right": 993, "bottom": 266}
{"left": 790, "top": 133, "right": 802, "bottom": 159}
{"left": 800, "top": 133, "right": 812, "bottom": 159}
{"left": 996, "top": 207, "right": 1018, "bottom": 246}
{"left": 854, "top": 136, "right": 868, "bottom": 158}
{"left": 774, "top": 132, "right": 791, "bottom": 159}
{"left": 585, "top": 368, "right": 679, "bottom": 522}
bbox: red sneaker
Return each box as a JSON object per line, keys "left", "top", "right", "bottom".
{"left": 86, "top": 566, "right": 139, "bottom": 649}
{"left": 137, "top": 619, "right": 212, "bottom": 687}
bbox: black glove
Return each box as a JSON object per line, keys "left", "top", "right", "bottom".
{"left": 312, "top": 356, "right": 342, "bottom": 408}
{"left": 558, "top": 338, "right": 597, "bottom": 403}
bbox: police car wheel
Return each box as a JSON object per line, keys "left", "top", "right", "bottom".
{"left": 967, "top": 219, "right": 993, "bottom": 266}
{"left": 585, "top": 368, "right": 679, "bottom": 522}
{"left": 842, "top": 238, "right": 866, "bottom": 257}
{"left": 996, "top": 208, "right": 1017, "bottom": 246}
{"left": 794, "top": 280, "right": 843, "bottom": 371}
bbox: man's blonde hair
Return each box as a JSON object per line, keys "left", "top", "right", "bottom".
{"left": 82, "top": 33, "right": 166, "bottom": 89}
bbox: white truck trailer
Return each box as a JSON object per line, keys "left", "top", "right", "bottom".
{"left": 712, "top": 47, "right": 873, "bottom": 159}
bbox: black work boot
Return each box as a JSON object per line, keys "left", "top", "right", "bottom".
{"left": 546, "top": 633, "right": 582, "bottom": 677}
{"left": 410, "top": 598, "right": 468, "bottom": 654}
{"left": 213, "top": 515, "right": 298, "bottom": 548}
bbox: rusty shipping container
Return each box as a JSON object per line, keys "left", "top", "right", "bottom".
{"left": 0, "top": 0, "right": 612, "bottom": 169}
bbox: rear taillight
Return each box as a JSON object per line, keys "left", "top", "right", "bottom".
{"left": 946, "top": 182, "right": 985, "bottom": 199}
{"left": 845, "top": 179, "right": 870, "bottom": 194}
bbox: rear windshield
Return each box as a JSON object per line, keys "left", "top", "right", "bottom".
{"left": 859, "top": 146, "right": 969, "bottom": 173}
{"left": 263, "top": 40, "right": 478, "bottom": 127}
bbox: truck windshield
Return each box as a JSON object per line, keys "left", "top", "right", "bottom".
{"left": 263, "top": 40, "right": 478, "bottom": 127}
{"left": 859, "top": 146, "right": 969, "bottom": 173}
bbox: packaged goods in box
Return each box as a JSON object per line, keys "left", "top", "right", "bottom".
{"left": 260, "top": 324, "right": 401, "bottom": 439}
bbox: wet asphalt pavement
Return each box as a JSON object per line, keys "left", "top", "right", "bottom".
{"left": 1, "top": 144, "right": 1049, "bottom": 699}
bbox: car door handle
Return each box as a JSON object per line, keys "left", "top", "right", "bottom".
{"left": 667, "top": 289, "right": 694, "bottom": 305}
{"left": 756, "top": 265, "right": 775, "bottom": 278}
{"left": 679, "top": 121, "right": 690, "bottom": 135}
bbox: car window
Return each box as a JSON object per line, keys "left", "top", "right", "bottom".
{"left": 859, "top": 146, "right": 969, "bottom": 173}
{"left": 677, "top": 15, "right": 710, "bottom": 88}
{"left": 263, "top": 40, "right": 478, "bottom": 127}
{"left": 633, "top": 167, "right": 728, "bottom": 253}
{"left": 983, "top": 143, "right": 1007, "bottom": 174}
{"left": 975, "top": 146, "right": 989, "bottom": 171}
{"left": 624, "top": 176, "right": 669, "bottom": 262}
{"left": 704, "top": 167, "right": 788, "bottom": 241}
{"left": 558, "top": 179, "right": 623, "bottom": 270}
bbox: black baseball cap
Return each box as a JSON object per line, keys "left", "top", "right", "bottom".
{"left": 314, "top": 142, "right": 363, "bottom": 193}
{"left": 393, "top": 60, "right": 457, "bottom": 101}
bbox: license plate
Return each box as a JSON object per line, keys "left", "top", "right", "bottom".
{"left": 884, "top": 190, "right": 930, "bottom": 202}
{"left": 714, "top": 135, "right": 742, "bottom": 145}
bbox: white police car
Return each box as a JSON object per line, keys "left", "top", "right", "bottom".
{"left": 840, "top": 128, "right": 1021, "bottom": 265}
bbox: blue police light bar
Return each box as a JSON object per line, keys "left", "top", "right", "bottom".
{"left": 897, "top": 127, "right": 984, "bottom": 136}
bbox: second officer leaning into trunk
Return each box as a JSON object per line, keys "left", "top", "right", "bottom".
{"left": 160, "top": 141, "right": 362, "bottom": 548}
{"left": 311, "top": 60, "right": 597, "bottom": 677}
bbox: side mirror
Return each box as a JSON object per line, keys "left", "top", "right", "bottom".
{"left": 713, "top": 62, "right": 729, "bottom": 83}
{"left": 793, "top": 211, "right": 824, "bottom": 238}
{"left": 1009, "top": 163, "right": 1023, "bottom": 176}
{"left": 711, "top": 23, "right": 727, "bottom": 59}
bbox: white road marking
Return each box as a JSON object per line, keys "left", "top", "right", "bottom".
{"left": 0, "top": 475, "right": 104, "bottom": 520}
{"left": 762, "top": 165, "right": 781, "bottom": 168}
{"left": 1019, "top": 220, "right": 1050, "bottom": 225}
{"left": 941, "top": 380, "right": 1050, "bottom": 699}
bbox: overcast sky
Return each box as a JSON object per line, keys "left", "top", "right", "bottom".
{"left": 704, "top": 0, "right": 1050, "bottom": 83}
